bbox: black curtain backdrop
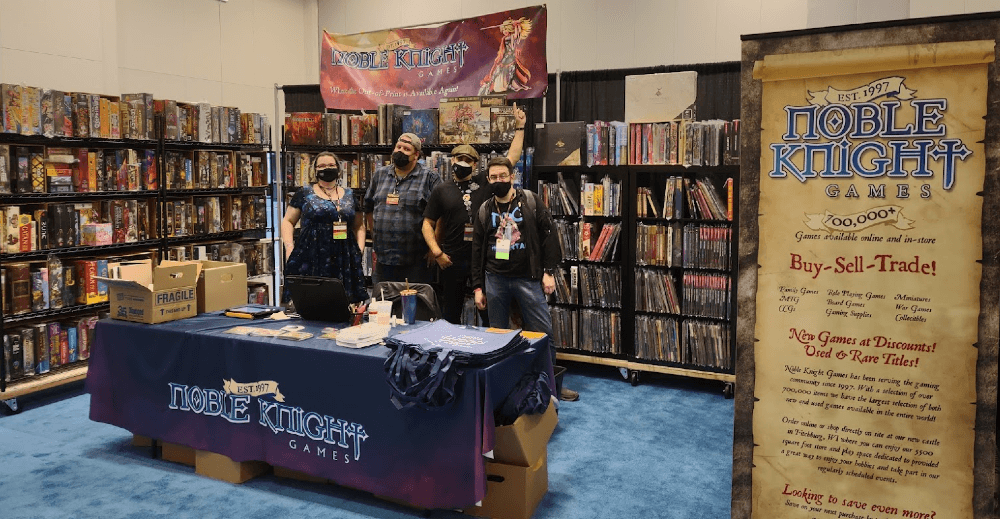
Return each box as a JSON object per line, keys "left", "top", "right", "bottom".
{"left": 282, "top": 84, "right": 325, "bottom": 113}
{"left": 542, "top": 61, "right": 741, "bottom": 124}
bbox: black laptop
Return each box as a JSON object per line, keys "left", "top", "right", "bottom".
{"left": 284, "top": 276, "right": 353, "bottom": 323}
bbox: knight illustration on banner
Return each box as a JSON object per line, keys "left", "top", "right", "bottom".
{"left": 479, "top": 17, "right": 533, "bottom": 95}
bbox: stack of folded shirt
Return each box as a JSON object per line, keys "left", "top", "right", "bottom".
{"left": 383, "top": 321, "right": 531, "bottom": 409}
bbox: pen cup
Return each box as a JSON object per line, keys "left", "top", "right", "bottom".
{"left": 400, "top": 289, "right": 418, "bottom": 325}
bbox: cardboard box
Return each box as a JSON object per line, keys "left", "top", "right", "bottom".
{"left": 161, "top": 442, "right": 196, "bottom": 466}
{"left": 196, "top": 260, "right": 247, "bottom": 313}
{"left": 195, "top": 450, "right": 269, "bottom": 484}
{"left": 273, "top": 465, "right": 329, "bottom": 484}
{"left": 101, "top": 261, "right": 198, "bottom": 324}
{"left": 492, "top": 397, "right": 558, "bottom": 467}
{"left": 465, "top": 450, "right": 548, "bottom": 519}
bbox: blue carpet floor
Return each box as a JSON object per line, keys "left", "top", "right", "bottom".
{"left": 0, "top": 365, "right": 734, "bottom": 519}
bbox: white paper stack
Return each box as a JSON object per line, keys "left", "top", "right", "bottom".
{"left": 336, "top": 322, "right": 391, "bottom": 348}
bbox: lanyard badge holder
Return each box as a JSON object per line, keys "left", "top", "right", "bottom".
{"left": 333, "top": 220, "right": 348, "bottom": 240}
{"left": 495, "top": 219, "right": 512, "bottom": 260}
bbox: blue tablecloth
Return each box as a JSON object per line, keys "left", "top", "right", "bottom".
{"left": 85, "top": 314, "right": 554, "bottom": 509}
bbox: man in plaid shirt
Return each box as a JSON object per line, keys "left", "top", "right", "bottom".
{"left": 364, "top": 132, "right": 442, "bottom": 284}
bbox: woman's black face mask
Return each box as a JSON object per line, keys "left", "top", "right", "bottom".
{"left": 316, "top": 167, "right": 339, "bottom": 182}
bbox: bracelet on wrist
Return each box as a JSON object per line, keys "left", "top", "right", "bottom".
{"left": 474, "top": 287, "right": 483, "bottom": 293}
{"left": 516, "top": 127, "right": 525, "bottom": 131}
{"left": 434, "top": 251, "right": 444, "bottom": 258}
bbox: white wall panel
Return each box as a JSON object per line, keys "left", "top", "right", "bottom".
{"left": 967, "top": 0, "right": 1000, "bottom": 13}
{"left": 0, "top": 0, "right": 104, "bottom": 61}
{"left": 540, "top": 0, "right": 562, "bottom": 73}
{"left": 222, "top": 82, "right": 272, "bottom": 118}
{"left": 221, "top": 0, "right": 259, "bottom": 87}
{"left": 185, "top": 77, "right": 224, "bottom": 105}
{"left": 760, "top": 0, "right": 808, "bottom": 33}
{"left": 344, "top": 0, "right": 399, "bottom": 34}
{"left": 806, "top": 0, "right": 858, "bottom": 28}
{"left": 857, "top": 0, "right": 908, "bottom": 23}
{"left": 118, "top": 67, "right": 188, "bottom": 100}
{"left": 718, "top": 0, "right": 761, "bottom": 61}
{"left": 179, "top": 0, "right": 223, "bottom": 82}
{"left": 558, "top": 0, "right": 597, "bottom": 71}
{"left": 908, "top": 0, "right": 958, "bottom": 18}
{"left": 631, "top": 0, "right": 677, "bottom": 69}
{"left": 595, "top": 0, "right": 636, "bottom": 70}
{"left": 1, "top": 49, "right": 105, "bottom": 93}
{"left": 675, "top": 0, "right": 719, "bottom": 64}
{"left": 257, "top": 0, "right": 314, "bottom": 85}
{"left": 118, "top": 0, "right": 186, "bottom": 76}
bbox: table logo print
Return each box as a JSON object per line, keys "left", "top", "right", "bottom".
{"left": 168, "top": 380, "right": 370, "bottom": 463}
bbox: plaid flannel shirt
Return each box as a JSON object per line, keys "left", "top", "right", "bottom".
{"left": 364, "top": 163, "right": 441, "bottom": 266}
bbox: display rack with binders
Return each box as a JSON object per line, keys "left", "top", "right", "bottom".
{"left": 1, "top": 106, "right": 276, "bottom": 409}
{"left": 534, "top": 158, "right": 738, "bottom": 395}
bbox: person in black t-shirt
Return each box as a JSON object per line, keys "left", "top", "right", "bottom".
{"left": 422, "top": 104, "right": 526, "bottom": 324}
{"left": 471, "top": 157, "right": 579, "bottom": 402}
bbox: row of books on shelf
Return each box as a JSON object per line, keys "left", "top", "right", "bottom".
{"left": 634, "top": 316, "right": 731, "bottom": 369}
{"left": 538, "top": 173, "right": 622, "bottom": 217}
{"left": 636, "top": 223, "right": 681, "bottom": 267}
{"left": 2, "top": 254, "right": 149, "bottom": 315}
{"left": 423, "top": 147, "right": 533, "bottom": 189}
{"left": 1, "top": 83, "right": 271, "bottom": 144}
{"left": 626, "top": 119, "right": 739, "bottom": 167}
{"left": 284, "top": 95, "right": 519, "bottom": 147}
{"left": 164, "top": 150, "right": 268, "bottom": 190}
{"left": 161, "top": 239, "right": 274, "bottom": 278}
{"left": 576, "top": 119, "right": 740, "bottom": 167}
{"left": 636, "top": 223, "right": 731, "bottom": 269}
{"left": 637, "top": 176, "right": 732, "bottom": 220}
{"left": 552, "top": 220, "right": 622, "bottom": 262}
{"left": 1, "top": 195, "right": 266, "bottom": 252}
{"left": 549, "top": 307, "right": 622, "bottom": 355}
{"left": 162, "top": 196, "right": 267, "bottom": 238}
{"left": 681, "top": 273, "right": 732, "bottom": 320}
{"left": 682, "top": 224, "right": 732, "bottom": 270}
{"left": 551, "top": 265, "right": 622, "bottom": 308}
{"left": 283, "top": 148, "right": 535, "bottom": 195}
{"left": 1, "top": 238, "right": 275, "bottom": 317}
{"left": 3, "top": 316, "right": 98, "bottom": 383}
{"left": 0, "top": 145, "right": 267, "bottom": 195}
{"left": 2, "top": 201, "right": 153, "bottom": 252}
{"left": 283, "top": 152, "right": 383, "bottom": 190}
{"left": 635, "top": 269, "right": 681, "bottom": 314}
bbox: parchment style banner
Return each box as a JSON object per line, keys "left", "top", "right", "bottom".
{"left": 320, "top": 6, "right": 548, "bottom": 109}
{"left": 750, "top": 40, "right": 992, "bottom": 519}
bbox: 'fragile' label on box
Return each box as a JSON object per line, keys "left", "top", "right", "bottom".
{"left": 156, "top": 288, "right": 195, "bottom": 305}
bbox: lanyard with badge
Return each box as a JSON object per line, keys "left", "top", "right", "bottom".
{"left": 331, "top": 195, "right": 349, "bottom": 240}
{"left": 494, "top": 199, "right": 516, "bottom": 260}
{"left": 387, "top": 172, "right": 406, "bottom": 206}
{"left": 320, "top": 183, "right": 349, "bottom": 240}
{"left": 458, "top": 182, "right": 475, "bottom": 242}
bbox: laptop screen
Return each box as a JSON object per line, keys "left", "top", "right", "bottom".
{"left": 284, "top": 276, "right": 353, "bottom": 323}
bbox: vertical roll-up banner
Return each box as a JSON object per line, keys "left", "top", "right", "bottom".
{"left": 750, "top": 41, "right": 992, "bottom": 518}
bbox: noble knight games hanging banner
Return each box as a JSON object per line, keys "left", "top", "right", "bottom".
{"left": 750, "top": 41, "right": 991, "bottom": 518}
{"left": 321, "top": 6, "right": 548, "bottom": 110}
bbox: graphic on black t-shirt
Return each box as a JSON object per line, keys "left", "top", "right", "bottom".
{"left": 490, "top": 205, "right": 524, "bottom": 251}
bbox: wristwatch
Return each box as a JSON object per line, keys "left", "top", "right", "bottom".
{"left": 543, "top": 268, "right": 556, "bottom": 275}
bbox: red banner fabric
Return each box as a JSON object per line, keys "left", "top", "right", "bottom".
{"left": 321, "top": 6, "right": 548, "bottom": 110}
